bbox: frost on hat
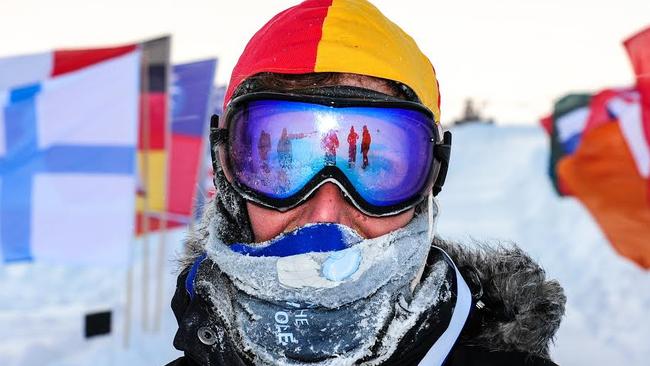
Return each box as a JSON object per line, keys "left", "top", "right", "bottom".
{"left": 224, "top": 0, "right": 441, "bottom": 121}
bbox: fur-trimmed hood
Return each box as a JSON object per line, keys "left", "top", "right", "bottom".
{"left": 432, "top": 237, "right": 565, "bottom": 360}
{"left": 176, "top": 203, "right": 565, "bottom": 362}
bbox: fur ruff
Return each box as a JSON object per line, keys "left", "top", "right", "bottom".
{"left": 433, "top": 237, "right": 565, "bottom": 359}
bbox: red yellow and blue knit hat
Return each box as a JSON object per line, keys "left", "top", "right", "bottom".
{"left": 224, "top": 0, "right": 441, "bottom": 122}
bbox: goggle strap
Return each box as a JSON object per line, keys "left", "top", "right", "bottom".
{"left": 209, "top": 115, "right": 229, "bottom": 145}
{"left": 432, "top": 131, "right": 452, "bottom": 196}
{"left": 209, "top": 114, "right": 228, "bottom": 187}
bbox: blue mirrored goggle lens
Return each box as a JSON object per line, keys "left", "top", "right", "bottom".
{"left": 228, "top": 99, "right": 436, "bottom": 207}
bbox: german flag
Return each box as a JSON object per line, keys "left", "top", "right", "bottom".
{"left": 135, "top": 36, "right": 170, "bottom": 235}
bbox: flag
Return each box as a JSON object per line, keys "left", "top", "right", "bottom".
{"left": 608, "top": 92, "right": 650, "bottom": 179}
{"left": 539, "top": 113, "right": 553, "bottom": 135}
{"left": 552, "top": 90, "right": 650, "bottom": 269}
{"left": 166, "top": 59, "right": 217, "bottom": 226}
{"left": 0, "top": 46, "right": 140, "bottom": 265}
{"left": 582, "top": 88, "right": 628, "bottom": 134}
{"left": 135, "top": 37, "right": 171, "bottom": 235}
{"left": 132, "top": 59, "right": 217, "bottom": 231}
{"left": 194, "top": 85, "right": 226, "bottom": 220}
{"left": 624, "top": 26, "right": 650, "bottom": 150}
{"left": 539, "top": 26, "right": 650, "bottom": 268}
{"left": 624, "top": 26, "right": 650, "bottom": 203}
{"left": 543, "top": 93, "right": 591, "bottom": 195}
{"left": 557, "top": 120, "right": 650, "bottom": 268}
{"left": 553, "top": 94, "right": 591, "bottom": 155}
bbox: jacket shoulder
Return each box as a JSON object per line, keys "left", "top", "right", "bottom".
{"left": 165, "top": 356, "right": 199, "bottom": 366}
{"left": 444, "top": 345, "right": 559, "bottom": 366}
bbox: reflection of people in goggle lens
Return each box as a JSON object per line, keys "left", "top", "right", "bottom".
{"left": 168, "top": 1, "right": 565, "bottom": 365}
{"left": 347, "top": 126, "right": 358, "bottom": 168}
{"left": 361, "top": 124, "right": 372, "bottom": 169}
{"left": 257, "top": 129, "right": 271, "bottom": 172}
{"left": 320, "top": 129, "right": 339, "bottom": 166}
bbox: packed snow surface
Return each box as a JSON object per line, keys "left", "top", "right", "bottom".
{"left": 1, "top": 123, "right": 648, "bottom": 365}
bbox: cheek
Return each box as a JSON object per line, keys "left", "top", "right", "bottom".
{"left": 247, "top": 200, "right": 415, "bottom": 242}
{"left": 358, "top": 209, "right": 414, "bottom": 238}
{"left": 247, "top": 202, "right": 298, "bottom": 242}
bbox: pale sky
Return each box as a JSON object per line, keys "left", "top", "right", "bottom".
{"left": 1, "top": 0, "right": 649, "bottom": 124}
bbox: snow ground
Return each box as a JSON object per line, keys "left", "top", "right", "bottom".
{"left": 0, "top": 230, "right": 185, "bottom": 366}
{"left": 1, "top": 123, "right": 649, "bottom": 365}
{"left": 436, "top": 124, "right": 650, "bottom": 366}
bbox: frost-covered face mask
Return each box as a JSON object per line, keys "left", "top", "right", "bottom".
{"left": 187, "top": 199, "right": 472, "bottom": 365}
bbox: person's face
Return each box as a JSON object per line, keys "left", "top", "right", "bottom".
{"left": 247, "top": 74, "right": 415, "bottom": 242}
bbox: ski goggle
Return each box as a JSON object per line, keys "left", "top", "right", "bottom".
{"left": 211, "top": 92, "right": 451, "bottom": 216}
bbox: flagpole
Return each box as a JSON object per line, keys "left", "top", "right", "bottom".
{"left": 153, "top": 215, "right": 167, "bottom": 332}
{"left": 125, "top": 46, "right": 150, "bottom": 348}
{"left": 142, "top": 221, "right": 150, "bottom": 333}
{"left": 153, "top": 50, "right": 171, "bottom": 332}
{"left": 141, "top": 50, "right": 151, "bottom": 333}
{"left": 126, "top": 130, "right": 144, "bottom": 345}
{"left": 123, "top": 238, "right": 135, "bottom": 348}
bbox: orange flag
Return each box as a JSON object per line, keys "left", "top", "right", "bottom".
{"left": 558, "top": 122, "right": 650, "bottom": 268}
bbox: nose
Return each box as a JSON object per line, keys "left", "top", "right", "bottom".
{"left": 299, "top": 182, "right": 350, "bottom": 224}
